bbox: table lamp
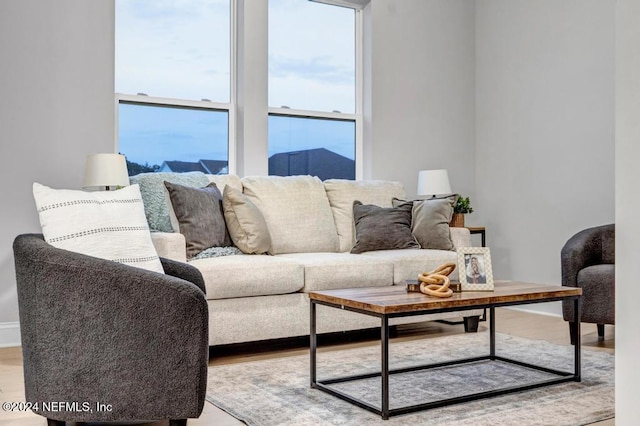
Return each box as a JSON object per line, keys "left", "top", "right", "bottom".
{"left": 83, "top": 153, "right": 130, "bottom": 191}
{"left": 416, "top": 169, "right": 451, "bottom": 198}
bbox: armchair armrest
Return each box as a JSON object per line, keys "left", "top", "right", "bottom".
{"left": 13, "top": 234, "right": 208, "bottom": 422}
{"left": 161, "top": 256, "right": 206, "bottom": 294}
{"left": 561, "top": 224, "right": 615, "bottom": 288}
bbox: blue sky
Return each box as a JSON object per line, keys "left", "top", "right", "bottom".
{"left": 118, "top": 104, "right": 355, "bottom": 167}
{"left": 116, "top": 0, "right": 356, "bottom": 168}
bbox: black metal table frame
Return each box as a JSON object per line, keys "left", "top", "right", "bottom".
{"left": 310, "top": 296, "right": 581, "bottom": 420}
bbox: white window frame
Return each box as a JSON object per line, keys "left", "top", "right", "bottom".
{"left": 267, "top": 5, "right": 363, "bottom": 180}
{"left": 114, "top": 95, "right": 237, "bottom": 175}
{"left": 114, "top": 0, "right": 363, "bottom": 179}
{"left": 114, "top": 1, "right": 237, "bottom": 175}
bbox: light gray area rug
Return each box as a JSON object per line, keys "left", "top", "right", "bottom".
{"left": 206, "top": 332, "right": 614, "bottom": 425}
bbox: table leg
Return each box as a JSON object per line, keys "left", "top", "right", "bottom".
{"left": 573, "top": 297, "right": 581, "bottom": 381}
{"left": 381, "top": 315, "right": 390, "bottom": 420}
{"left": 489, "top": 307, "right": 496, "bottom": 359}
{"left": 310, "top": 301, "right": 317, "bottom": 388}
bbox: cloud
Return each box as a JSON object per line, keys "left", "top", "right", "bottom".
{"left": 268, "top": 55, "right": 354, "bottom": 85}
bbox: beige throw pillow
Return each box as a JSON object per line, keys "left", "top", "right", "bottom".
{"left": 222, "top": 186, "right": 271, "bottom": 254}
{"left": 393, "top": 196, "right": 458, "bottom": 250}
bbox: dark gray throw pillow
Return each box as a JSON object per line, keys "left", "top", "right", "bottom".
{"left": 393, "top": 195, "right": 458, "bottom": 250}
{"left": 164, "top": 181, "right": 232, "bottom": 259}
{"left": 351, "top": 201, "right": 419, "bottom": 254}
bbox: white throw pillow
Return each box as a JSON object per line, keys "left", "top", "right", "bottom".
{"left": 32, "top": 183, "right": 164, "bottom": 274}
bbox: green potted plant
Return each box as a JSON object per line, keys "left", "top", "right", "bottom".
{"left": 451, "top": 196, "right": 473, "bottom": 227}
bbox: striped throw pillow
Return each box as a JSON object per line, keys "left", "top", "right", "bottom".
{"left": 33, "top": 183, "right": 164, "bottom": 274}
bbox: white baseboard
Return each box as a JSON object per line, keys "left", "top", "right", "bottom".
{"left": 0, "top": 322, "right": 21, "bottom": 348}
{"left": 505, "top": 303, "right": 562, "bottom": 318}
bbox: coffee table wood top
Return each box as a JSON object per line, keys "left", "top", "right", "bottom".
{"left": 309, "top": 281, "right": 581, "bottom": 315}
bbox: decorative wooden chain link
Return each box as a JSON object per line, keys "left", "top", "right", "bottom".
{"left": 418, "top": 262, "right": 457, "bottom": 298}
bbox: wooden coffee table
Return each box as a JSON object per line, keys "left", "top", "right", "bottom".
{"left": 309, "top": 281, "right": 582, "bottom": 420}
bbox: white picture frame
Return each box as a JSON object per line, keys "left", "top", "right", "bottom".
{"left": 457, "top": 247, "right": 494, "bottom": 291}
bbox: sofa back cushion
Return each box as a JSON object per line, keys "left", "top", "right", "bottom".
{"left": 206, "top": 174, "right": 243, "bottom": 193}
{"left": 241, "top": 175, "right": 339, "bottom": 254}
{"left": 324, "top": 179, "right": 406, "bottom": 252}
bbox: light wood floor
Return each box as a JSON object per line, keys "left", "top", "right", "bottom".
{"left": 0, "top": 308, "right": 615, "bottom": 426}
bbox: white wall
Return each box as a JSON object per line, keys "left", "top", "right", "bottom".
{"left": 615, "top": 0, "right": 640, "bottom": 422}
{"left": 0, "top": 0, "right": 621, "bottom": 346}
{"left": 475, "top": 0, "right": 615, "bottom": 314}
{"left": 0, "top": 0, "right": 115, "bottom": 344}
{"left": 368, "top": 0, "right": 476, "bottom": 200}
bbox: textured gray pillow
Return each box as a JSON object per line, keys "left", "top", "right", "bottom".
{"left": 164, "top": 181, "right": 232, "bottom": 259}
{"left": 222, "top": 186, "right": 272, "bottom": 254}
{"left": 351, "top": 201, "right": 419, "bottom": 254}
{"left": 393, "top": 196, "right": 457, "bottom": 250}
{"left": 130, "top": 171, "right": 210, "bottom": 232}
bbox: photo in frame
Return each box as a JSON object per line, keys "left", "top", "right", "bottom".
{"left": 457, "top": 247, "right": 494, "bottom": 291}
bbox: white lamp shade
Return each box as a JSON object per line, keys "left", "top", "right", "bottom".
{"left": 83, "top": 154, "right": 130, "bottom": 189}
{"left": 417, "top": 169, "right": 451, "bottom": 196}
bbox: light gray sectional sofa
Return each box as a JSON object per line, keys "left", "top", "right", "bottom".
{"left": 149, "top": 173, "right": 482, "bottom": 346}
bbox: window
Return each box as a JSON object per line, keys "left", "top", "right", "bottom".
{"left": 118, "top": 103, "right": 229, "bottom": 175}
{"left": 268, "top": 0, "right": 361, "bottom": 180}
{"left": 269, "top": 0, "right": 355, "bottom": 113}
{"left": 268, "top": 115, "right": 355, "bottom": 180}
{"left": 115, "top": 0, "right": 232, "bottom": 176}
{"left": 115, "top": 0, "right": 363, "bottom": 179}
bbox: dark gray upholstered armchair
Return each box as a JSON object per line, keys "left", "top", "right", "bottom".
{"left": 13, "top": 234, "right": 209, "bottom": 426}
{"left": 561, "top": 224, "right": 615, "bottom": 343}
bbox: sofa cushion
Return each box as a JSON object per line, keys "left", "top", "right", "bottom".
{"left": 277, "top": 252, "right": 394, "bottom": 292}
{"left": 242, "top": 175, "right": 339, "bottom": 254}
{"left": 351, "top": 201, "right": 419, "bottom": 254}
{"left": 130, "top": 171, "right": 210, "bottom": 232}
{"left": 222, "top": 186, "right": 272, "bottom": 254}
{"left": 206, "top": 174, "right": 243, "bottom": 193}
{"left": 164, "top": 181, "right": 232, "bottom": 258}
{"left": 188, "top": 255, "right": 304, "bottom": 299}
{"left": 393, "top": 196, "right": 457, "bottom": 251}
{"left": 324, "top": 179, "right": 406, "bottom": 252}
{"left": 360, "top": 249, "right": 460, "bottom": 284}
{"left": 32, "top": 183, "right": 164, "bottom": 274}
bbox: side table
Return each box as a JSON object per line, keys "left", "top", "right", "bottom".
{"left": 467, "top": 226, "right": 486, "bottom": 247}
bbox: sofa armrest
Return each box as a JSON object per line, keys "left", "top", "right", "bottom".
{"left": 151, "top": 231, "right": 187, "bottom": 262}
{"left": 450, "top": 227, "right": 471, "bottom": 249}
{"left": 561, "top": 224, "right": 615, "bottom": 288}
{"left": 13, "top": 234, "right": 208, "bottom": 422}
